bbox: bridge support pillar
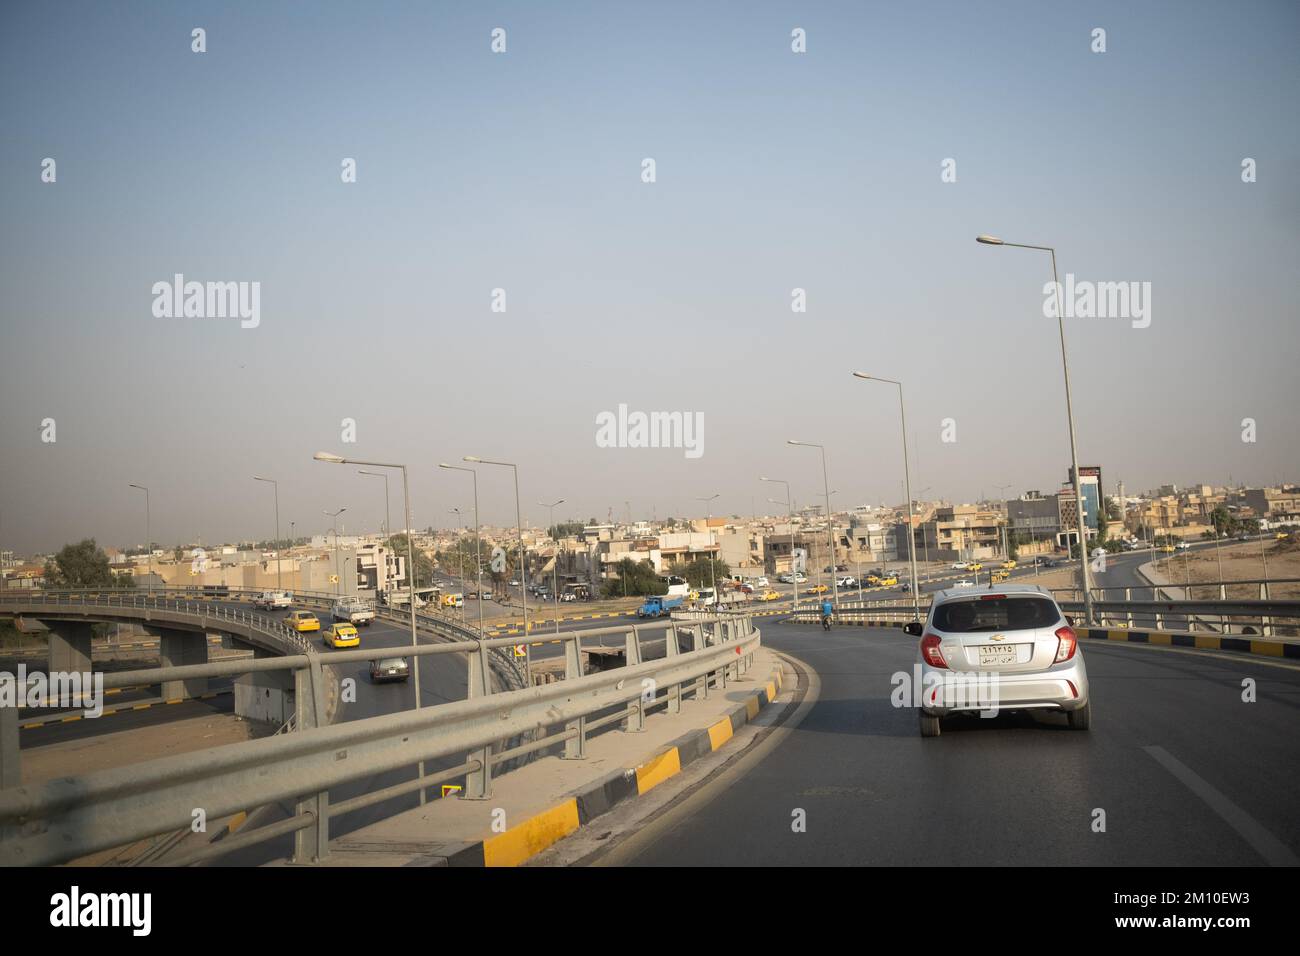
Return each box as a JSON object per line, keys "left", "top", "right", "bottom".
{"left": 234, "top": 647, "right": 294, "bottom": 726}
{"left": 153, "top": 628, "right": 209, "bottom": 700}
{"left": 45, "top": 621, "right": 94, "bottom": 676}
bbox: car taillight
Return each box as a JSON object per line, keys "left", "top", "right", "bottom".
{"left": 1054, "top": 625, "right": 1078, "bottom": 662}
{"left": 920, "top": 634, "right": 947, "bottom": 669}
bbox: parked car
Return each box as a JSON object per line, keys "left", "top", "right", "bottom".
{"left": 323, "top": 622, "right": 360, "bottom": 648}
{"left": 287, "top": 611, "right": 320, "bottom": 632}
{"left": 369, "top": 656, "right": 410, "bottom": 683}
{"left": 254, "top": 590, "right": 292, "bottom": 610}
{"left": 908, "top": 584, "right": 1090, "bottom": 737}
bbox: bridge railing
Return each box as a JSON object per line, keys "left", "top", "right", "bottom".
{"left": 0, "top": 588, "right": 315, "bottom": 656}
{"left": 0, "top": 610, "right": 761, "bottom": 867}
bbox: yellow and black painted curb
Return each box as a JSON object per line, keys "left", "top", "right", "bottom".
{"left": 440, "top": 662, "right": 788, "bottom": 867}
{"left": 19, "top": 689, "right": 232, "bottom": 729}
{"left": 785, "top": 615, "right": 1299, "bottom": 662}
{"left": 1075, "top": 627, "right": 1300, "bottom": 660}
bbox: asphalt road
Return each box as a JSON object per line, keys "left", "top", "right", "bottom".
{"left": 612, "top": 618, "right": 1300, "bottom": 866}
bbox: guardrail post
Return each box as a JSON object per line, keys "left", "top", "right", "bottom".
{"left": 0, "top": 700, "right": 17, "bottom": 790}
{"left": 693, "top": 624, "right": 709, "bottom": 700}
{"left": 624, "top": 627, "right": 645, "bottom": 732}
{"left": 562, "top": 637, "right": 587, "bottom": 758}
{"left": 464, "top": 649, "right": 494, "bottom": 798}
{"left": 663, "top": 623, "right": 681, "bottom": 715}
{"left": 288, "top": 653, "right": 331, "bottom": 862}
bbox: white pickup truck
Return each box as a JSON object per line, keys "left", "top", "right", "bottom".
{"left": 253, "top": 590, "right": 292, "bottom": 610}
{"left": 332, "top": 597, "right": 376, "bottom": 626}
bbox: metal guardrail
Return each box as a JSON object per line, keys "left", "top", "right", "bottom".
{"left": 790, "top": 594, "right": 1300, "bottom": 637}
{"left": 0, "top": 610, "right": 761, "bottom": 867}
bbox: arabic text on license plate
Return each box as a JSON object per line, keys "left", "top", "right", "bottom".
{"left": 979, "top": 645, "right": 1016, "bottom": 666}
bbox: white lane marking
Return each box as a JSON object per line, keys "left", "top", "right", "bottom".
{"left": 1143, "top": 745, "right": 1299, "bottom": 866}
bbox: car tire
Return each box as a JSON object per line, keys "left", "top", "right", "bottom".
{"left": 919, "top": 712, "right": 941, "bottom": 738}
{"left": 1067, "top": 700, "right": 1092, "bottom": 731}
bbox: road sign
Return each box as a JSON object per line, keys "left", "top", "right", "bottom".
{"left": 513, "top": 644, "right": 526, "bottom": 658}
{"left": 329, "top": 574, "right": 339, "bottom": 584}
{"left": 441, "top": 785, "right": 461, "bottom": 798}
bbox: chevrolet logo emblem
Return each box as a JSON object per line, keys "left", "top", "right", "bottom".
{"left": 989, "top": 634, "right": 1006, "bottom": 641}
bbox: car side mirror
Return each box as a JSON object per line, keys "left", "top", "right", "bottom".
{"left": 903, "top": 621, "right": 923, "bottom": 637}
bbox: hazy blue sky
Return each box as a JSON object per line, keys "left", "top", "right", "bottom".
{"left": 2, "top": 1, "right": 1297, "bottom": 553}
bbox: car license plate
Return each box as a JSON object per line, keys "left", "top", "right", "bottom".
{"left": 978, "top": 646, "right": 1017, "bottom": 666}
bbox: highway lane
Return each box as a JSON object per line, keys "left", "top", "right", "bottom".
{"left": 608, "top": 619, "right": 1300, "bottom": 866}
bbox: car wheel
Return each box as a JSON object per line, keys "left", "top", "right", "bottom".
{"left": 919, "top": 712, "right": 941, "bottom": 738}
{"left": 1067, "top": 700, "right": 1092, "bottom": 731}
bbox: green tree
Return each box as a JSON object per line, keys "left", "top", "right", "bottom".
{"left": 384, "top": 534, "right": 435, "bottom": 587}
{"left": 44, "top": 539, "right": 134, "bottom": 589}
{"left": 548, "top": 521, "right": 585, "bottom": 539}
{"left": 600, "top": 558, "right": 665, "bottom": 598}
{"left": 669, "top": 556, "right": 731, "bottom": 588}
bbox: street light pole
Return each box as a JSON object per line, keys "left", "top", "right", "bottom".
{"left": 440, "top": 464, "right": 484, "bottom": 636}
{"left": 760, "top": 478, "right": 796, "bottom": 612}
{"left": 465, "top": 457, "right": 530, "bottom": 684}
{"left": 314, "top": 452, "right": 425, "bottom": 802}
{"left": 977, "top": 234, "right": 1094, "bottom": 625}
{"left": 450, "top": 508, "right": 466, "bottom": 620}
{"left": 852, "top": 375, "right": 921, "bottom": 620}
{"left": 788, "top": 441, "right": 840, "bottom": 610}
{"left": 540, "top": 499, "right": 564, "bottom": 635}
{"left": 323, "top": 508, "right": 346, "bottom": 596}
{"left": 696, "top": 494, "right": 720, "bottom": 608}
{"left": 128, "top": 484, "right": 152, "bottom": 593}
{"left": 252, "top": 476, "right": 282, "bottom": 592}
{"left": 359, "top": 470, "right": 391, "bottom": 539}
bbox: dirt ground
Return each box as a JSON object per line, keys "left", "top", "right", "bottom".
{"left": 1146, "top": 540, "right": 1299, "bottom": 600}
{"left": 20, "top": 711, "right": 273, "bottom": 786}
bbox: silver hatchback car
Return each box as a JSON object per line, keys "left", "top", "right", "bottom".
{"left": 906, "top": 584, "right": 1090, "bottom": 737}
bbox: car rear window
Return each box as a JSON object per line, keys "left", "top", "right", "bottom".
{"left": 932, "top": 597, "right": 1061, "bottom": 633}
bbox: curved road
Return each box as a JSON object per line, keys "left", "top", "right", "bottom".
{"left": 606, "top": 618, "right": 1300, "bottom": 866}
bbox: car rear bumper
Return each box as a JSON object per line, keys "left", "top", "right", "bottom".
{"left": 919, "top": 658, "right": 1089, "bottom": 715}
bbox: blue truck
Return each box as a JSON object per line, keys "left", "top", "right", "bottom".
{"left": 637, "top": 595, "right": 683, "bottom": 618}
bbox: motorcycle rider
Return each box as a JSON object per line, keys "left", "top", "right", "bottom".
{"left": 820, "top": 597, "right": 833, "bottom": 627}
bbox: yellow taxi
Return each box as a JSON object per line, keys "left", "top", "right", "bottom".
{"left": 1159, "top": 544, "right": 1176, "bottom": 553}
{"left": 805, "top": 583, "right": 829, "bottom": 595}
{"left": 991, "top": 570, "right": 1010, "bottom": 583}
{"left": 1001, "top": 560, "right": 1017, "bottom": 570}
{"left": 323, "top": 623, "right": 360, "bottom": 648}
{"left": 967, "top": 562, "right": 983, "bottom": 572}
{"left": 877, "top": 575, "right": 898, "bottom": 587}
{"left": 287, "top": 611, "right": 320, "bottom": 632}
{"left": 759, "top": 589, "right": 781, "bottom": 602}
{"left": 865, "top": 574, "right": 881, "bottom": 585}
{"left": 1277, "top": 532, "right": 1289, "bottom": 540}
